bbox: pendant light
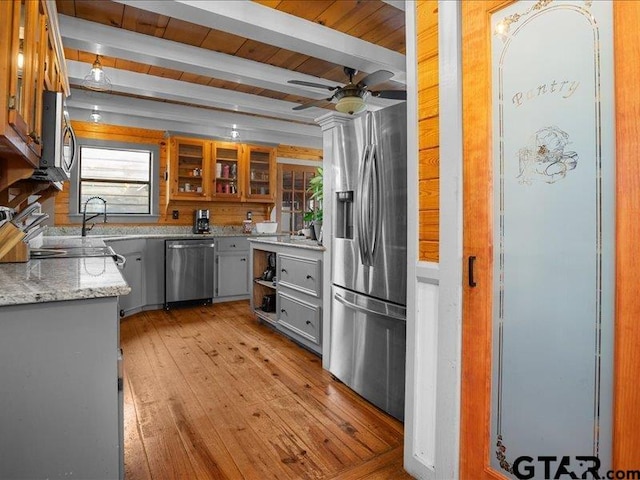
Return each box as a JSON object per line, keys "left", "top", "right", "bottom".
{"left": 82, "top": 55, "right": 112, "bottom": 92}
{"left": 89, "top": 108, "right": 102, "bottom": 123}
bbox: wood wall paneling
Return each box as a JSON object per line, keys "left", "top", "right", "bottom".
{"left": 53, "top": 122, "right": 320, "bottom": 227}
{"left": 276, "top": 144, "right": 323, "bottom": 161}
{"left": 613, "top": 0, "right": 640, "bottom": 469}
{"left": 417, "top": 1, "right": 440, "bottom": 263}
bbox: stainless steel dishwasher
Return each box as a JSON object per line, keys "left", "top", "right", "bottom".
{"left": 165, "top": 238, "right": 215, "bottom": 309}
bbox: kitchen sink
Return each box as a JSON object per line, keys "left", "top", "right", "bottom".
{"left": 30, "top": 245, "right": 118, "bottom": 259}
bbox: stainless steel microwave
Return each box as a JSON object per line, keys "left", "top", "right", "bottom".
{"left": 31, "top": 91, "right": 77, "bottom": 182}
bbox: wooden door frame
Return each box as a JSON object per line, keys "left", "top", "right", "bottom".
{"left": 460, "top": 1, "right": 640, "bottom": 477}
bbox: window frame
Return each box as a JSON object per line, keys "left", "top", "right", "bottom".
{"left": 68, "top": 138, "right": 160, "bottom": 223}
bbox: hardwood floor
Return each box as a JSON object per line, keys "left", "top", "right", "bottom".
{"left": 121, "top": 301, "right": 413, "bottom": 479}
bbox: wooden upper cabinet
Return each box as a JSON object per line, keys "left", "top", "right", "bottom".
{"left": 211, "top": 141, "right": 243, "bottom": 201}
{"left": 167, "top": 136, "right": 276, "bottom": 204}
{"left": 168, "top": 137, "right": 210, "bottom": 200}
{"left": 0, "top": 0, "right": 68, "bottom": 191}
{"left": 245, "top": 145, "right": 276, "bottom": 203}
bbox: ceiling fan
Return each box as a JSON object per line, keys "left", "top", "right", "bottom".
{"left": 288, "top": 67, "right": 407, "bottom": 114}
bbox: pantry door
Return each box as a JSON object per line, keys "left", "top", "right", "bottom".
{"left": 460, "top": 1, "right": 639, "bottom": 479}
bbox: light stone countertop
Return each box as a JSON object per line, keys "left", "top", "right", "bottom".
{"left": 0, "top": 229, "right": 293, "bottom": 307}
{"left": 248, "top": 236, "right": 325, "bottom": 251}
{"left": 0, "top": 236, "right": 130, "bottom": 307}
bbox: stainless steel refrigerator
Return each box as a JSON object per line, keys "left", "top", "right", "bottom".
{"left": 329, "top": 102, "right": 407, "bottom": 421}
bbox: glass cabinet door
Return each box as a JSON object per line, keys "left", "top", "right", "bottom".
{"left": 246, "top": 146, "right": 275, "bottom": 201}
{"left": 212, "top": 142, "right": 242, "bottom": 200}
{"left": 9, "top": 0, "right": 41, "bottom": 153}
{"left": 172, "top": 138, "right": 207, "bottom": 199}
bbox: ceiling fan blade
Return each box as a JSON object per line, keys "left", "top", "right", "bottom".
{"left": 288, "top": 80, "right": 338, "bottom": 91}
{"left": 292, "top": 97, "right": 334, "bottom": 110}
{"left": 371, "top": 90, "right": 407, "bottom": 100}
{"left": 358, "top": 70, "right": 394, "bottom": 88}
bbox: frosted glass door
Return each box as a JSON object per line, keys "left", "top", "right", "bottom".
{"left": 490, "top": 1, "right": 614, "bottom": 476}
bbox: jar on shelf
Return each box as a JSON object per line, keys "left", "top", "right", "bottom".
{"left": 231, "top": 164, "right": 237, "bottom": 178}
{"left": 216, "top": 163, "right": 222, "bottom": 178}
{"left": 222, "top": 164, "right": 230, "bottom": 178}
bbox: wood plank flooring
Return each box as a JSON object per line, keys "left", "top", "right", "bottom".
{"left": 121, "top": 301, "right": 414, "bottom": 479}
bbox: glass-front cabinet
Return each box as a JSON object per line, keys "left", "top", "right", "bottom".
{"left": 167, "top": 137, "right": 276, "bottom": 204}
{"left": 6, "top": 0, "right": 45, "bottom": 161}
{"left": 245, "top": 145, "right": 276, "bottom": 202}
{"left": 169, "top": 137, "right": 208, "bottom": 200}
{"left": 211, "top": 141, "right": 242, "bottom": 200}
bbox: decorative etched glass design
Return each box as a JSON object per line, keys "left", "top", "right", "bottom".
{"left": 490, "top": 1, "right": 614, "bottom": 476}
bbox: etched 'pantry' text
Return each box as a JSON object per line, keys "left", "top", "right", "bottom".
{"left": 512, "top": 80, "right": 580, "bottom": 107}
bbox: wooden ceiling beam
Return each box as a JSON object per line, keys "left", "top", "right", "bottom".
{"left": 66, "top": 106, "right": 322, "bottom": 149}
{"left": 66, "top": 60, "right": 325, "bottom": 122}
{"left": 66, "top": 88, "right": 321, "bottom": 140}
{"left": 58, "top": 15, "right": 374, "bottom": 100}
{"left": 112, "top": 0, "right": 406, "bottom": 83}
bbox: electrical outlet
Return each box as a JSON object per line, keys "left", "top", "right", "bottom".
{"left": 246, "top": 211, "right": 252, "bottom": 220}
{"left": 172, "top": 210, "right": 179, "bottom": 219}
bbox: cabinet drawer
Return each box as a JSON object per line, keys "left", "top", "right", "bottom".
{"left": 277, "top": 254, "right": 321, "bottom": 297}
{"left": 277, "top": 293, "right": 321, "bottom": 344}
{"left": 216, "top": 236, "right": 249, "bottom": 252}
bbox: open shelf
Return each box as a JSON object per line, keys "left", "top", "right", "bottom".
{"left": 254, "top": 279, "right": 276, "bottom": 289}
{"left": 254, "top": 309, "right": 277, "bottom": 326}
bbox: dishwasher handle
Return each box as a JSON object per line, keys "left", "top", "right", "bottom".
{"left": 167, "top": 243, "right": 215, "bottom": 249}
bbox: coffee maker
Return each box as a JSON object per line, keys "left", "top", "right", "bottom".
{"left": 193, "top": 209, "right": 210, "bottom": 234}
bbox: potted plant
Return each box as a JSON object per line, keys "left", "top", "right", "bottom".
{"left": 303, "top": 167, "right": 323, "bottom": 241}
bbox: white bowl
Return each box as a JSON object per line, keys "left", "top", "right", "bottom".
{"left": 255, "top": 221, "right": 278, "bottom": 234}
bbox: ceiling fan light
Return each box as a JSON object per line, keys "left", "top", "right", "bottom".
{"left": 335, "top": 95, "right": 366, "bottom": 115}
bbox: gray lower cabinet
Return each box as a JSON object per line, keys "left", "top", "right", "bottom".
{"left": 214, "top": 236, "right": 250, "bottom": 301}
{"left": 106, "top": 239, "right": 146, "bottom": 317}
{"left": 144, "top": 238, "right": 165, "bottom": 308}
{"left": 216, "top": 253, "right": 249, "bottom": 298}
{"left": 120, "top": 251, "right": 143, "bottom": 316}
{"left": 108, "top": 235, "right": 256, "bottom": 315}
{"left": 250, "top": 241, "right": 324, "bottom": 355}
{"left": 0, "top": 297, "right": 122, "bottom": 479}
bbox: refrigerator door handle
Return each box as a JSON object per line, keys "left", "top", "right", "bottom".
{"left": 357, "top": 145, "right": 370, "bottom": 266}
{"left": 360, "top": 144, "right": 376, "bottom": 266}
{"left": 333, "top": 291, "right": 406, "bottom": 321}
{"left": 369, "top": 144, "right": 380, "bottom": 262}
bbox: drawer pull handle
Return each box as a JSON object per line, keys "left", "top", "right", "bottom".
{"left": 306, "top": 275, "right": 313, "bottom": 280}
{"left": 280, "top": 308, "right": 287, "bottom": 314}
{"left": 306, "top": 320, "right": 312, "bottom": 326}
{"left": 230, "top": 244, "right": 236, "bottom": 248}
{"left": 281, "top": 268, "right": 287, "bottom": 273}
{"left": 240, "top": 258, "right": 246, "bottom": 262}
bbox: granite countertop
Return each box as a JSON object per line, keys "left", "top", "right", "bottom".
{"left": 248, "top": 236, "right": 325, "bottom": 251}
{"left": 0, "top": 237, "right": 130, "bottom": 307}
{"left": 0, "top": 227, "right": 319, "bottom": 307}
{"left": 44, "top": 225, "right": 287, "bottom": 240}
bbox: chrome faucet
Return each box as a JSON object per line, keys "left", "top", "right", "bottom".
{"left": 81, "top": 196, "right": 107, "bottom": 237}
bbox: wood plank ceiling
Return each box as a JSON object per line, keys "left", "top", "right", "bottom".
{"left": 55, "top": 0, "right": 406, "bottom": 148}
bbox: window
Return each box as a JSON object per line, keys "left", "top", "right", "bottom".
{"left": 277, "top": 164, "right": 319, "bottom": 234}
{"left": 79, "top": 146, "right": 151, "bottom": 214}
{"left": 70, "top": 138, "right": 159, "bottom": 222}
